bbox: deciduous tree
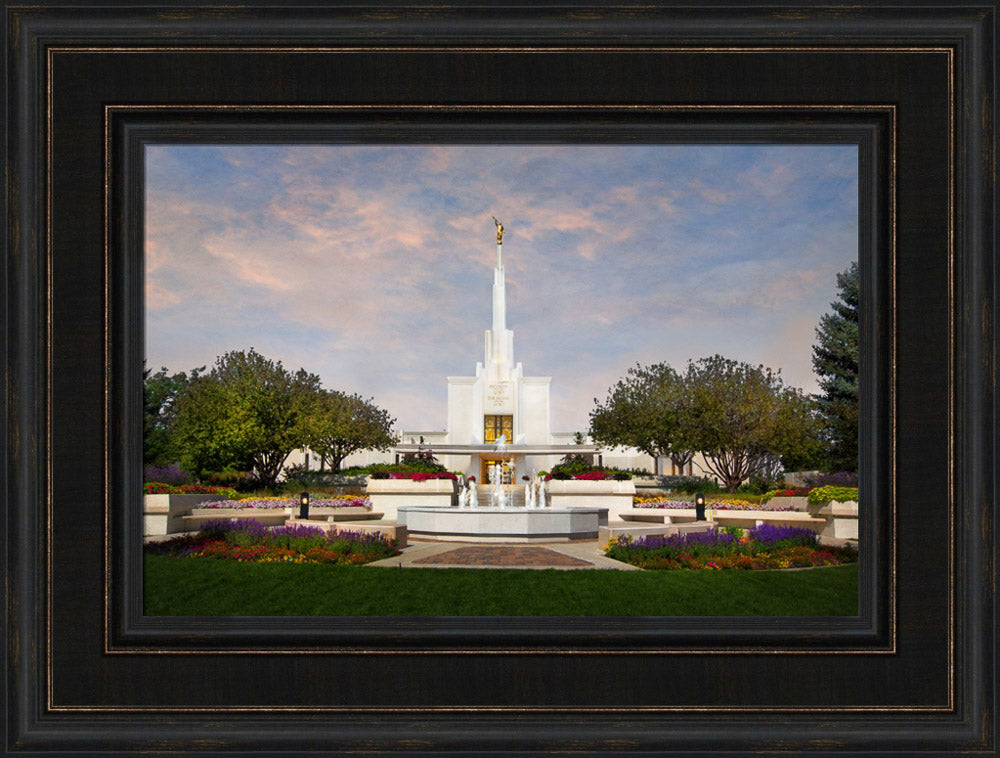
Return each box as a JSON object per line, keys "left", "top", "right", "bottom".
{"left": 683, "top": 355, "right": 820, "bottom": 491}
{"left": 143, "top": 363, "right": 203, "bottom": 466}
{"left": 171, "top": 348, "right": 321, "bottom": 488}
{"left": 589, "top": 362, "right": 695, "bottom": 475}
{"left": 302, "top": 391, "right": 397, "bottom": 472}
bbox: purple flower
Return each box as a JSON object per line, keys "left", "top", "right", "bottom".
{"left": 747, "top": 523, "right": 818, "bottom": 545}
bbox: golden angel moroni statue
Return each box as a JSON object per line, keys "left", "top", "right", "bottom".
{"left": 492, "top": 216, "right": 504, "bottom": 244}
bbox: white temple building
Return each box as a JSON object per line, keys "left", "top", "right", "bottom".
{"left": 288, "top": 219, "right": 696, "bottom": 482}
{"left": 388, "top": 219, "right": 593, "bottom": 483}
{"left": 389, "top": 219, "right": 688, "bottom": 483}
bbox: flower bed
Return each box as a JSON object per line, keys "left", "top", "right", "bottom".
{"left": 144, "top": 481, "right": 239, "bottom": 499}
{"left": 198, "top": 497, "right": 372, "bottom": 510}
{"left": 545, "top": 470, "right": 632, "bottom": 481}
{"left": 604, "top": 524, "right": 857, "bottom": 570}
{"left": 145, "top": 518, "right": 399, "bottom": 565}
{"left": 633, "top": 497, "right": 797, "bottom": 512}
{"left": 808, "top": 485, "right": 859, "bottom": 504}
{"left": 760, "top": 486, "right": 812, "bottom": 502}
{"left": 387, "top": 472, "right": 457, "bottom": 481}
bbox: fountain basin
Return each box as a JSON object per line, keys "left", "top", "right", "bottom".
{"left": 396, "top": 505, "right": 608, "bottom": 542}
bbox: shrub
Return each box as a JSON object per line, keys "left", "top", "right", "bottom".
{"left": 807, "top": 485, "right": 859, "bottom": 504}
{"left": 143, "top": 464, "right": 191, "bottom": 486}
{"left": 388, "top": 472, "right": 457, "bottom": 481}
{"left": 655, "top": 475, "right": 721, "bottom": 494}
{"left": 806, "top": 471, "right": 859, "bottom": 488}
{"left": 143, "top": 482, "right": 240, "bottom": 499}
{"left": 760, "top": 486, "right": 812, "bottom": 503}
{"left": 203, "top": 469, "right": 258, "bottom": 493}
{"left": 342, "top": 453, "right": 457, "bottom": 478}
{"left": 545, "top": 454, "right": 636, "bottom": 480}
{"left": 737, "top": 474, "right": 785, "bottom": 495}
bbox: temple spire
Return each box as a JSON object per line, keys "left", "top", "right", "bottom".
{"left": 486, "top": 218, "right": 512, "bottom": 375}
{"left": 491, "top": 217, "right": 506, "bottom": 334}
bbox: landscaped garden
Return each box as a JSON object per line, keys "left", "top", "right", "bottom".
{"left": 193, "top": 496, "right": 372, "bottom": 511}
{"left": 603, "top": 524, "right": 857, "bottom": 571}
{"left": 143, "top": 516, "right": 858, "bottom": 616}
{"left": 146, "top": 518, "right": 399, "bottom": 565}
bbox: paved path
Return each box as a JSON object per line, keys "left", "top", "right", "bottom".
{"left": 366, "top": 539, "right": 639, "bottom": 571}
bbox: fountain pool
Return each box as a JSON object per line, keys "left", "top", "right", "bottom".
{"left": 396, "top": 505, "right": 608, "bottom": 542}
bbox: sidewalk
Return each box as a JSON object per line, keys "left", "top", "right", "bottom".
{"left": 366, "top": 539, "right": 639, "bottom": 571}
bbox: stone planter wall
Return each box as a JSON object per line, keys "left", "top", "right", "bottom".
{"left": 808, "top": 500, "right": 859, "bottom": 541}
{"left": 184, "top": 507, "right": 292, "bottom": 531}
{"left": 183, "top": 506, "right": 383, "bottom": 532}
{"left": 366, "top": 478, "right": 458, "bottom": 522}
{"left": 143, "top": 493, "right": 224, "bottom": 536}
{"left": 764, "top": 496, "right": 810, "bottom": 511}
{"left": 545, "top": 479, "right": 637, "bottom": 521}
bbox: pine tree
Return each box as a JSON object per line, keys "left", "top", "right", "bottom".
{"left": 812, "top": 262, "right": 859, "bottom": 473}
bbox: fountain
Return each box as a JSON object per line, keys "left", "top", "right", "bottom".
{"left": 396, "top": 466, "right": 606, "bottom": 542}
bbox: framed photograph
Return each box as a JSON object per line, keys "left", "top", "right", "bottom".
{"left": 5, "top": 1, "right": 995, "bottom": 754}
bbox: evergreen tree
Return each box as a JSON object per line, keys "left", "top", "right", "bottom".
{"left": 811, "top": 261, "right": 859, "bottom": 473}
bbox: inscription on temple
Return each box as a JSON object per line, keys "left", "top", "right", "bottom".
{"left": 485, "top": 382, "right": 512, "bottom": 411}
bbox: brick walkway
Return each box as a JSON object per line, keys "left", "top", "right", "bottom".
{"left": 411, "top": 545, "right": 593, "bottom": 567}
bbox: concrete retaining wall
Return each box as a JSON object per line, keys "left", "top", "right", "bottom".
{"left": 143, "top": 493, "right": 224, "bottom": 536}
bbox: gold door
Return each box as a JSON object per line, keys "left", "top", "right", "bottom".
{"left": 483, "top": 414, "right": 513, "bottom": 444}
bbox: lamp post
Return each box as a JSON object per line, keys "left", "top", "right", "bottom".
{"left": 299, "top": 491, "right": 310, "bottom": 520}
{"left": 694, "top": 493, "right": 706, "bottom": 521}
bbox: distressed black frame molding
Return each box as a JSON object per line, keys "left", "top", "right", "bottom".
{"left": 5, "top": 2, "right": 996, "bottom": 755}
{"left": 109, "top": 108, "right": 892, "bottom": 655}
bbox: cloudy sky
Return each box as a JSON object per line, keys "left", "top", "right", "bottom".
{"left": 145, "top": 143, "right": 857, "bottom": 433}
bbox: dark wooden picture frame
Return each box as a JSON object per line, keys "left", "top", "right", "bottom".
{"left": 4, "top": 2, "right": 996, "bottom": 754}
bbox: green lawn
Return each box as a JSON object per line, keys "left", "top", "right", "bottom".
{"left": 144, "top": 554, "right": 857, "bottom": 616}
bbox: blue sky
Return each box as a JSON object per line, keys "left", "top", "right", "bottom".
{"left": 145, "top": 144, "right": 857, "bottom": 433}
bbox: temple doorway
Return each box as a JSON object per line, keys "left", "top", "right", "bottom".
{"left": 481, "top": 458, "right": 515, "bottom": 484}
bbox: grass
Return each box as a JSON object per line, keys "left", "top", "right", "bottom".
{"left": 144, "top": 554, "right": 857, "bottom": 616}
